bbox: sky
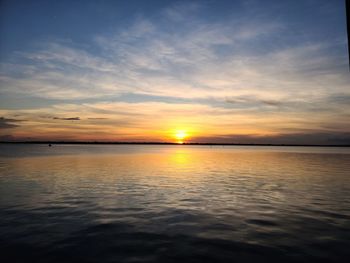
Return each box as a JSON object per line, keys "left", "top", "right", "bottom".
{"left": 0, "top": 0, "right": 349, "bottom": 144}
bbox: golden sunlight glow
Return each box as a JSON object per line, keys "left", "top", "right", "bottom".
{"left": 174, "top": 130, "right": 187, "bottom": 144}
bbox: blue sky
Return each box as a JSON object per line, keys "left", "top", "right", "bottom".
{"left": 0, "top": 0, "right": 349, "bottom": 143}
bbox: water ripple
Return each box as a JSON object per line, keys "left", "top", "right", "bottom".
{"left": 1, "top": 145, "right": 350, "bottom": 262}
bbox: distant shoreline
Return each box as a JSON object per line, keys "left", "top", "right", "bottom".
{"left": 0, "top": 141, "right": 349, "bottom": 147}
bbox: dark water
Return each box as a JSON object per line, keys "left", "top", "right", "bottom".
{"left": 1, "top": 144, "right": 350, "bottom": 263}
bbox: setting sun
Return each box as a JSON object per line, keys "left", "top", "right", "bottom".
{"left": 175, "top": 130, "right": 187, "bottom": 143}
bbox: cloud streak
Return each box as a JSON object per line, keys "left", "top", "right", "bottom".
{"left": 53, "top": 117, "right": 80, "bottom": 121}
{"left": 0, "top": 117, "right": 23, "bottom": 129}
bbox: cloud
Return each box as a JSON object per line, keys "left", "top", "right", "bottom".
{"left": 0, "top": 98, "right": 349, "bottom": 143}
{"left": 162, "top": 2, "right": 203, "bottom": 22}
{"left": 53, "top": 117, "right": 80, "bottom": 120}
{"left": 0, "top": 4, "right": 289, "bottom": 101}
{"left": 2, "top": 21, "right": 347, "bottom": 106}
{"left": 0, "top": 117, "right": 23, "bottom": 129}
{"left": 225, "top": 96, "right": 282, "bottom": 107}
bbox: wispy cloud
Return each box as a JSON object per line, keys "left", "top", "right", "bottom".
{"left": 0, "top": 117, "right": 24, "bottom": 129}
{"left": 53, "top": 117, "right": 80, "bottom": 121}
{"left": 0, "top": 4, "right": 292, "bottom": 101}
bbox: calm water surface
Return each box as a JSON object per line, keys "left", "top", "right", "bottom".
{"left": 0, "top": 144, "right": 350, "bottom": 262}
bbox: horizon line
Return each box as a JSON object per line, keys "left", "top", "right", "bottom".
{"left": 0, "top": 141, "right": 349, "bottom": 147}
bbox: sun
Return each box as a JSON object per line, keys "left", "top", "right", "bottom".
{"left": 175, "top": 130, "right": 187, "bottom": 143}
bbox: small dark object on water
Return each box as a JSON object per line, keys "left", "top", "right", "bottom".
{"left": 49, "top": 144, "right": 52, "bottom": 147}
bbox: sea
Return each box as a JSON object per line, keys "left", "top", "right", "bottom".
{"left": 0, "top": 144, "right": 349, "bottom": 262}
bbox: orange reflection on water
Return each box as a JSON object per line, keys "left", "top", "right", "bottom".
{"left": 2, "top": 145, "right": 350, "bottom": 215}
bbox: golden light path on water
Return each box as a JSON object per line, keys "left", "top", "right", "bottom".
{"left": 0, "top": 144, "right": 350, "bottom": 262}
